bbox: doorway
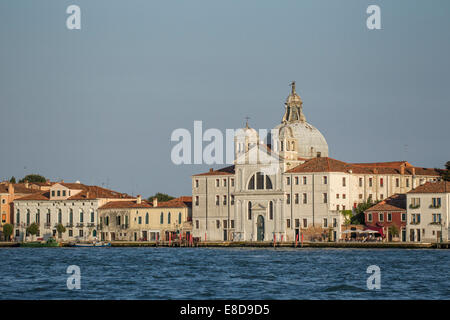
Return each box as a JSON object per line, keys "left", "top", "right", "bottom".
{"left": 257, "top": 215, "right": 265, "bottom": 241}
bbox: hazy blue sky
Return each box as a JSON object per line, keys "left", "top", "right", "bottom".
{"left": 1, "top": 0, "right": 449, "bottom": 197}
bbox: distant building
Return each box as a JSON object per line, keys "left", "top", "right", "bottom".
{"left": 13, "top": 182, "right": 134, "bottom": 241}
{"left": 406, "top": 181, "right": 449, "bottom": 242}
{"left": 364, "top": 194, "right": 407, "bottom": 241}
{"left": 98, "top": 196, "right": 192, "bottom": 242}
{"left": 0, "top": 182, "right": 40, "bottom": 228}
{"left": 192, "top": 83, "right": 442, "bottom": 242}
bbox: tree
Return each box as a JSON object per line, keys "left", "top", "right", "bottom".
{"left": 442, "top": 161, "right": 450, "bottom": 181}
{"left": 2, "top": 224, "right": 13, "bottom": 241}
{"left": 56, "top": 223, "right": 66, "bottom": 239}
{"left": 389, "top": 224, "right": 399, "bottom": 237}
{"left": 341, "top": 210, "right": 353, "bottom": 225}
{"left": 19, "top": 174, "right": 46, "bottom": 184}
{"left": 147, "top": 192, "right": 175, "bottom": 203}
{"left": 9, "top": 176, "right": 16, "bottom": 184}
{"left": 26, "top": 223, "right": 39, "bottom": 241}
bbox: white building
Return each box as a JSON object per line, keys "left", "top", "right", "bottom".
{"left": 192, "top": 83, "right": 442, "bottom": 242}
{"left": 13, "top": 182, "right": 134, "bottom": 241}
{"left": 406, "top": 180, "right": 449, "bottom": 242}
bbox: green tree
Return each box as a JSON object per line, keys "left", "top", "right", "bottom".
{"left": 9, "top": 176, "right": 16, "bottom": 184}
{"left": 19, "top": 174, "right": 46, "bottom": 184}
{"left": 2, "top": 224, "right": 13, "bottom": 241}
{"left": 341, "top": 210, "right": 353, "bottom": 225}
{"left": 147, "top": 192, "right": 175, "bottom": 203}
{"left": 389, "top": 224, "right": 399, "bottom": 237}
{"left": 26, "top": 223, "right": 39, "bottom": 241}
{"left": 56, "top": 223, "right": 66, "bottom": 239}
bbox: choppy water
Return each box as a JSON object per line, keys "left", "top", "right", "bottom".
{"left": 0, "top": 247, "right": 448, "bottom": 299}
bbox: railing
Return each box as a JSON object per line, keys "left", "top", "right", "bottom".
{"left": 409, "top": 204, "right": 420, "bottom": 209}
{"left": 429, "top": 204, "right": 441, "bottom": 209}
{"left": 121, "top": 224, "right": 129, "bottom": 229}
{"left": 66, "top": 223, "right": 73, "bottom": 227}
{"left": 77, "top": 223, "right": 84, "bottom": 228}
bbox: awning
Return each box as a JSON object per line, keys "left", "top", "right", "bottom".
{"left": 364, "top": 225, "right": 384, "bottom": 237}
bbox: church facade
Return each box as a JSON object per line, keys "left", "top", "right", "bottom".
{"left": 191, "top": 83, "right": 441, "bottom": 242}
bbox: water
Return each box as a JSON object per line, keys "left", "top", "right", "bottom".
{"left": 0, "top": 247, "right": 448, "bottom": 299}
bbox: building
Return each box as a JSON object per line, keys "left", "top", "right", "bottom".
{"left": 364, "top": 193, "right": 407, "bottom": 241}
{"left": 98, "top": 196, "right": 192, "bottom": 242}
{"left": 406, "top": 180, "right": 449, "bottom": 243}
{"left": 13, "top": 182, "right": 134, "bottom": 241}
{"left": 192, "top": 83, "right": 442, "bottom": 242}
{"left": 0, "top": 182, "right": 41, "bottom": 230}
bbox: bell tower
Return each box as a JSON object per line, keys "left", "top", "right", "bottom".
{"left": 282, "top": 81, "right": 306, "bottom": 123}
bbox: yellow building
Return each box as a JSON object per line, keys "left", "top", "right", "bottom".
{"left": 98, "top": 195, "right": 192, "bottom": 241}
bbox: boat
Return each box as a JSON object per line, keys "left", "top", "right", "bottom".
{"left": 20, "top": 237, "right": 61, "bottom": 247}
{"left": 72, "top": 241, "right": 111, "bottom": 247}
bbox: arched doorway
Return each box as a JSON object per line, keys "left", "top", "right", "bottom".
{"left": 257, "top": 215, "right": 265, "bottom": 241}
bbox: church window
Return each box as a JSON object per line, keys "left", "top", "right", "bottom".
{"left": 248, "top": 172, "right": 272, "bottom": 190}
{"left": 266, "top": 176, "right": 273, "bottom": 189}
{"left": 248, "top": 175, "right": 255, "bottom": 190}
{"left": 256, "top": 172, "right": 264, "bottom": 189}
{"left": 248, "top": 202, "right": 252, "bottom": 220}
{"left": 269, "top": 201, "right": 273, "bottom": 220}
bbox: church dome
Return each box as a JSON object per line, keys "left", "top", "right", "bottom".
{"left": 275, "top": 81, "right": 329, "bottom": 159}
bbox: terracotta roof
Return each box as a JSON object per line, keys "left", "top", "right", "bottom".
{"left": 286, "top": 157, "right": 441, "bottom": 176}
{"left": 99, "top": 200, "right": 153, "bottom": 210}
{"left": 14, "top": 183, "right": 133, "bottom": 201}
{"left": 407, "top": 181, "right": 450, "bottom": 194}
{"left": 0, "top": 184, "right": 42, "bottom": 195}
{"left": 156, "top": 196, "right": 192, "bottom": 208}
{"left": 193, "top": 165, "right": 235, "bottom": 176}
{"left": 365, "top": 194, "right": 406, "bottom": 212}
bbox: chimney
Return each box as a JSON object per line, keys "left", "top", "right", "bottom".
{"left": 153, "top": 197, "right": 158, "bottom": 207}
{"left": 412, "top": 167, "right": 416, "bottom": 176}
{"left": 137, "top": 195, "right": 142, "bottom": 204}
{"left": 8, "top": 183, "right": 14, "bottom": 195}
{"left": 400, "top": 164, "right": 405, "bottom": 175}
{"left": 86, "top": 191, "right": 90, "bottom": 198}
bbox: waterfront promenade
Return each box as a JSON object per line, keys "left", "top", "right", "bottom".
{"left": 1, "top": 241, "right": 448, "bottom": 249}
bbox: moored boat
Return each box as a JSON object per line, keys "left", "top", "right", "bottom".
{"left": 20, "top": 238, "right": 61, "bottom": 247}
{"left": 72, "top": 242, "right": 111, "bottom": 247}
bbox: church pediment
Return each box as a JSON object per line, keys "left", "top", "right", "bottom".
{"left": 251, "top": 203, "right": 266, "bottom": 211}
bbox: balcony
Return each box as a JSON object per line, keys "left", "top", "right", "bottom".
{"left": 410, "top": 221, "right": 420, "bottom": 225}
{"left": 409, "top": 204, "right": 420, "bottom": 209}
{"left": 121, "top": 224, "right": 129, "bottom": 229}
{"left": 429, "top": 204, "right": 441, "bottom": 209}
{"left": 76, "top": 223, "right": 84, "bottom": 228}
{"left": 66, "top": 223, "right": 74, "bottom": 228}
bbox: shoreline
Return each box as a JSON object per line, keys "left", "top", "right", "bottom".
{"left": 1, "top": 241, "right": 448, "bottom": 249}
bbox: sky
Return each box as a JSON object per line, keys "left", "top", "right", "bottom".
{"left": 0, "top": 0, "right": 449, "bottom": 198}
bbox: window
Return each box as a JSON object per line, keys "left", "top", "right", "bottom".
{"left": 216, "top": 195, "right": 220, "bottom": 206}
{"left": 323, "top": 176, "right": 327, "bottom": 184}
{"left": 303, "top": 219, "right": 308, "bottom": 228}
{"left": 91, "top": 210, "right": 95, "bottom": 223}
{"left": 317, "top": 152, "right": 321, "bottom": 158}
{"left": 79, "top": 230, "right": 83, "bottom": 237}
{"left": 195, "top": 220, "right": 199, "bottom": 229}
{"left": 36, "top": 210, "right": 40, "bottom": 224}
{"left": 146, "top": 213, "right": 149, "bottom": 224}
{"left": 396, "top": 178, "right": 400, "bottom": 188}
{"left": 333, "top": 218, "right": 337, "bottom": 227}
{"left": 323, "top": 218, "right": 328, "bottom": 228}
{"left": 248, "top": 202, "right": 252, "bottom": 220}
{"left": 195, "top": 196, "right": 199, "bottom": 206}
{"left": 223, "top": 220, "right": 228, "bottom": 228}
{"left": 167, "top": 212, "right": 171, "bottom": 224}
{"left": 62, "top": 190, "right": 66, "bottom": 196}
{"left": 380, "top": 194, "right": 384, "bottom": 200}
{"left": 160, "top": 212, "right": 163, "bottom": 224}
{"left": 342, "top": 177, "right": 346, "bottom": 187}
{"left": 380, "top": 178, "right": 384, "bottom": 187}
{"left": 216, "top": 220, "right": 220, "bottom": 229}
{"left": 336, "top": 194, "right": 340, "bottom": 199}
{"left": 69, "top": 230, "right": 73, "bottom": 237}
{"left": 379, "top": 213, "right": 384, "bottom": 222}
{"left": 302, "top": 193, "right": 307, "bottom": 204}
{"left": 231, "top": 220, "right": 235, "bottom": 228}
{"left": 231, "top": 179, "right": 234, "bottom": 187}
{"left": 336, "top": 205, "right": 340, "bottom": 211}
{"left": 57, "top": 190, "right": 60, "bottom": 197}
{"left": 223, "top": 195, "right": 227, "bottom": 205}
{"left": 195, "top": 180, "right": 199, "bottom": 188}
{"left": 342, "top": 194, "right": 346, "bottom": 199}
{"left": 58, "top": 209, "right": 62, "bottom": 224}
{"left": 1, "top": 199, "right": 5, "bottom": 204}
{"left": 69, "top": 209, "right": 73, "bottom": 224}
{"left": 80, "top": 211, "right": 84, "bottom": 223}
{"left": 406, "top": 179, "right": 409, "bottom": 188}
{"left": 303, "top": 176, "right": 307, "bottom": 184}
{"left": 410, "top": 198, "right": 420, "bottom": 208}
{"left": 269, "top": 201, "right": 273, "bottom": 220}
{"left": 138, "top": 217, "right": 142, "bottom": 225}
{"left": 105, "top": 216, "right": 109, "bottom": 226}
{"left": 359, "top": 194, "right": 363, "bottom": 199}
{"left": 369, "top": 178, "right": 373, "bottom": 187}
{"left": 295, "top": 177, "right": 299, "bottom": 185}
{"left": 46, "top": 211, "right": 51, "bottom": 224}
{"left": 401, "top": 213, "right": 406, "bottom": 221}
{"left": 26, "top": 210, "right": 30, "bottom": 225}
{"left": 286, "top": 177, "right": 290, "bottom": 185}
{"left": 295, "top": 193, "right": 299, "bottom": 204}
{"left": 359, "top": 178, "right": 363, "bottom": 187}
{"left": 286, "top": 219, "right": 291, "bottom": 228}
{"left": 223, "top": 179, "right": 227, "bottom": 187}
{"left": 216, "top": 179, "right": 219, "bottom": 187}
{"left": 323, "top": 193, "right": 328, "bottom": 203}
{"left": 231, "top": 195, "right": 235, "bottom": 205}
{"left": 387, "top": 213, "right": 392, "bottom": 222}
{"left": 431, "top": 198, "right": 441, "bottom": 208}
{"left": 287, "top": 194, "right": 291, "bottom": 205}
{"left": 367, "top": 213, "right": 372, "bottom": 222}
{"left": 294, "top": 219, "right": 300, "bottom": 228}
